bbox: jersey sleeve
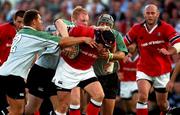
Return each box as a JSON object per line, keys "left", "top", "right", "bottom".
{"left": 124, "top": 25, "right": 137, "bottom": 45}
{"left": 165, "top": 24, "right": 180, "bottom": 45}
{"left": 113, "top": 29, "right": 128, "bottom": 54}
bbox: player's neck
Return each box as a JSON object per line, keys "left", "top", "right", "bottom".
{"left": 146, "top": 23, "right": 157, "bottom": 31}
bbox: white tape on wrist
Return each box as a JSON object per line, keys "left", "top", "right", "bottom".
{"left": 173, "top": 43, "right": 180, "bottom": 53}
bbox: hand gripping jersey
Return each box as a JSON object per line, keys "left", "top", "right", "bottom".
{"left": 62, "top": 26, "right": 97, "bottom": 70}
{"left": 62, "top": 26, "right": 116, "bottom": 70}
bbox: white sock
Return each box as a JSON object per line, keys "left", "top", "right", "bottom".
{"left": 55, "top": 110, "right": 66, "bottom": 115}
{"left": 90, "top": 98, "right": 102, "bottom": 106}
{"left": 70, "top": 104, "right": 80, "bottom": 109}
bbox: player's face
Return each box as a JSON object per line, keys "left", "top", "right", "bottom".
{"left": 34, "top": 14, "right": 44, "bottom": 31}
{"left": 14, "top": 16, "right": 24, "bottom": 31}
{"left": 74, "top": 13, "right": 89, "bottom": 26}
{"left": 143, "top": 5, "right": 159, "bottom": 26}
{"left": 99, "top": 22, "right": 112, "bottom": 28}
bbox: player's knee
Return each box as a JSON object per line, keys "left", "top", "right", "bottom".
{"left": 138, "top": 93, "right": 148, "bottom": 102}
{"left": 71, "top": 98, "right": 80, "bottom": 105}
{"left": 91, "top": 91, "right": 104, "bottom": 102}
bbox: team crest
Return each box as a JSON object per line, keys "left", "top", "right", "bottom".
{"left": 157, "top": 32, "right": 161, "bottom": 37}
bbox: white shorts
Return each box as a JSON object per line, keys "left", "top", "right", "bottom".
{"left": 120, "top": 81, "right": 138, "bottom": 99}
{"left": 136, "top": 71, "right": 170, "bottom": 89}
{"left": 52, "top": 58, "right": 96, "bottom": 89}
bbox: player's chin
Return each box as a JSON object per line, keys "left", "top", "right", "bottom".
{"left": 147, "top": 20, "right": 155, "bottom": 25}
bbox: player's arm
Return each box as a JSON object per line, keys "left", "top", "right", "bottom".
{"left": 54, "top": 18, "right": 69, "bottom": 37}
{"left": 166, "top": 61, "right": 180, "bottom": 92}
{"left": 171, "top": 61, "right": 180, "bottom": 81}
{"left": 158, "top": 44, "right": 180, "bottom": 55}
{"left": 109, "top": 31, "right": 128, "bottom": 61}
{"left": 59, "top": 36, "right": 97, "bottom": 48}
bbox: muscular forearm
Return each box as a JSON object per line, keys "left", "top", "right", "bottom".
{"left": 55, "top": 19, "right": 69, "bottom": 37}
{"left": 111, "top": 51, "right": 126, "bottom": 61}
{"left": 59, "top": 37, "right": 85, "bottom": 48}
{"left": 171, "top": 61, "right": 180, "bottom": 82}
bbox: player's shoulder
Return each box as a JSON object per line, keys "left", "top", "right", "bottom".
{"left": 160, "top": 20, "right": 173, "bottom": 28}
{"left": 0, "top": 22, "right": 12, "bottom": 28}
{"left": 19, "top": 27, "right": 53, "bottom": 39}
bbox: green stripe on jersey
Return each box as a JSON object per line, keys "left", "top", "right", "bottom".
{"left": 63, "top": 19, "right": 75, "bottom": 27}
{"left": 18, "top": 28, "right": 60, "bottom": 43}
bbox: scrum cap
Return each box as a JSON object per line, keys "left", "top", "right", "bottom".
{"left": 97, "top": 14, "right": 114, "bottom": 28}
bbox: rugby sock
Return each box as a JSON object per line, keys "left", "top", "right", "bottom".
{"left": 34, "top": 111, "right": 40, "bottom": 115}
{"left": 136, "top": 102, "right": 148, "bottom": 115}
{"left": 86, "top": 99, "right": 102, "bottom": 115}
{"left": 69, "top": 104, "right": 81, "bottom": 115}
{"left": 55, "top": 110, "right": 66, "bottom": 115}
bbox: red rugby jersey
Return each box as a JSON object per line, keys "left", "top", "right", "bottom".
{"left": 119, "top": 54, "right": 139, "bottom": 81}
{"left": 0, "top": 22, "right": 16, "bottom": 65}
{"left": 124, "top": 20, "right": 180, "bottom": 77}
{"left": 62, "top": 26, "right": 99, "bottom": 70}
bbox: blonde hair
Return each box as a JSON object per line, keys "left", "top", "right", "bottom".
{"left": 72, "top": 6, "right": 88, "bottom": 20}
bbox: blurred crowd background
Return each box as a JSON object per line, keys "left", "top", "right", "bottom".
{"left": 0, "top": 0, "right": 179, "bottom": 36}
{"left": 0, "top": 0, "right": 179, "bottom": 114}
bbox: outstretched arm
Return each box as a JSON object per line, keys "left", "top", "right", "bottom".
{"left": 59, "top": 36, "right": 97, "bottom": 48}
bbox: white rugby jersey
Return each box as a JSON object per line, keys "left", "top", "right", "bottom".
{"left": 35, "top": 19, "right": 75, "bottom": 70}
{"left": 0, "top": 26, "right": 60, "bottom": 79}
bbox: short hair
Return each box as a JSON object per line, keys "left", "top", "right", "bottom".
{"left": 72, "top": 6, "right": 88, "bottom": 20}
{"left": 13, "top": 10, "right": 25, "bottom": 20}
{"left": 23, "top": 9, "right": 40, "bottom": 26}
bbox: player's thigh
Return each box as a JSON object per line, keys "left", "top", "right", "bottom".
{"left": 84, "top": 81, "right": 104, "bottom": 101}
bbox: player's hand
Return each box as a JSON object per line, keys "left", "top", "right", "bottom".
{"left": 166, "top": 80, "right": 174, "bottom": 92}
{"left": 98, "top": 50, "right": 109, "bottom": 59}
{"left": 158, "top": 48, "right": 170, "bottom": 55}
{"left": 62, "top": 45, "right": 80, "bottom": 59}
{"left": 123, "top": 53, "right": 132, "bottom": 63}
{"left": 62, "top": 47, "right": 75, "bottom": 56}
{"left": 84, "top": 37, "right": 97, "bottom": 48}
{"left": 97, "top": 44, "right": 109, "bottom": 59}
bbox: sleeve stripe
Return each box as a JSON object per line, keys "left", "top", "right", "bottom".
{"left": 125, "top": 34, "right": 132, "bottom": 44}
{"left": 169, "top": 35, "right": 180, "bottom": 43}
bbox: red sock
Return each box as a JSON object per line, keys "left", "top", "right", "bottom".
{"left": 136, "top": 109, "right": 148, "bottom": 115}
{"left": 86, "top": 101, "right": 101, "bottom": 115}
{"left": 69, "top": 109, "right": 81, "bottom": 115}
{"left": 34, "top": 111, "right": 40, "bottom": 115}
{"left": 136, "top": 102, "right": 148, "bottom": 115}
{"left": 160, "top": 111, "right": 166, "bottom": 115}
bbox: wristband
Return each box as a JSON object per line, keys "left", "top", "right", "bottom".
{"left": 107, "top": 52, "right": 113, "bottom": 63}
